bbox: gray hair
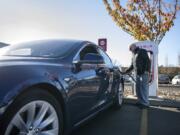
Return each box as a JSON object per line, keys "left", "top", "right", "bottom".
{"left": 129, "top": 43, "right": 136, "bottom": 51}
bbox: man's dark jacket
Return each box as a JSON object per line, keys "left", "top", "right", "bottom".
{"left": 126, "top": 48, "right": 151, "bottom": 75}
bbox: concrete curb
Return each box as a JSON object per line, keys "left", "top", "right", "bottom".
{"left": 124, "top": 96, "right": 180, "bottom": 108}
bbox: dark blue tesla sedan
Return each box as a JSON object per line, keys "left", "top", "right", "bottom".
{"left": 0, "top": 39, "right": 124, "bottom": 135}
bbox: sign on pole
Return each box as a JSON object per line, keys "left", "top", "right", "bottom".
{"left": 98, "top": 38, "right": 107, "bottom": 51}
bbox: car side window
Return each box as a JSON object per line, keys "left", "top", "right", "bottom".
{"left": 79, "top": 45, "right": 99, "bottom": 60}
{"left": 98, "top": 48, "right": 113, "bottom": 67}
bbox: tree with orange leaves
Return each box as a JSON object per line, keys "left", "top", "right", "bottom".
{"left": 103, "top": 0, "right": 180, "bottom": 44}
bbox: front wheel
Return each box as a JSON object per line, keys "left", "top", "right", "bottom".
{"left": 1, "top": 88, "right": 63, "bottom": 135}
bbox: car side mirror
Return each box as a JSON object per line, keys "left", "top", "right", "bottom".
{"left": 72, "top": 53, "right": 104, "bottom": 73}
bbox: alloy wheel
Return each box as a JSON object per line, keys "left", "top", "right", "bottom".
{"left": 5, "top": 100, "right": 59, "bottom": 135}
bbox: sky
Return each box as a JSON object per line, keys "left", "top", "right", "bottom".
{"left": 0, "top": 0, "right": 179, "bottom": 66}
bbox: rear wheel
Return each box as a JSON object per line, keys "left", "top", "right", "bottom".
{"left": 1, "top": 88, "right": 63, "bottom": 135}
{"left": 114, "top": 81, "right": 124, "bottom": 108}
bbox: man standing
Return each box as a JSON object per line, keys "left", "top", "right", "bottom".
{"left": 123, "top": 44, "right": 151, "bottom": 109}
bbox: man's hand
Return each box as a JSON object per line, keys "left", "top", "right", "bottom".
{"left": 148, "top": 73, "right": 153, "bottom": 83}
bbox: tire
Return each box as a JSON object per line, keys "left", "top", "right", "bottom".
{"left": 113, "top": 80, "right": 124, "bottom": 108}
{"left": 0, "top": 88, "right": 63, "bottom": 135}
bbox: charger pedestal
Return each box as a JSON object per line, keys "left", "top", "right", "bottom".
{"left": 132, "top": 41, "right": 158, "bottom": 96}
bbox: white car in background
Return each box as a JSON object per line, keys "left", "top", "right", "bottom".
{"left": 172, "top": 75, "right": 180, "bottom": 85}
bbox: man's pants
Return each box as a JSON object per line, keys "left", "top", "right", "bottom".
{"left": 136, "top": 73, "right": 149, "bottom": 106}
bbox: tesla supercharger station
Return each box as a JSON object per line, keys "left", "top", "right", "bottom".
{"left": 132, "top": 41, "right": 158, "bottom": 97}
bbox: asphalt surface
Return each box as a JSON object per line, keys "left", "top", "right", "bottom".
{"left": 71, "top": 103, "right": 180, "bottom": 135}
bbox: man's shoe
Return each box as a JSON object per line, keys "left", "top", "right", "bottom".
{"left": 138, "top": 104, "right": 150, "bottom": 109}
{"left": 135, "top": 102, "right": 141, "bottom": 106}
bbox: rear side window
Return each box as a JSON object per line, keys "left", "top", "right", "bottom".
{"left": 79, "top": 45, "right": 99, "bottom": 60}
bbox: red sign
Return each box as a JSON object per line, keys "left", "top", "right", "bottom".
{"left": 98, "top": 38, "right": 107, "bottom": 51}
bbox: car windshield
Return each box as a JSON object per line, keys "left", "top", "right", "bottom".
{"left": 1, "top": 40, "right": 78, "bottom": 58}
{"left": 174, "top": 75, "right": 180, "bottom": 79}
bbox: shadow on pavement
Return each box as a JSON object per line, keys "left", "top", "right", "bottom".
{"left": 71, "top": 103, "right": 180, "bottom": 135}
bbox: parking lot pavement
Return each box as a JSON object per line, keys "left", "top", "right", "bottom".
{"left": 71, "top": 103, "right": 180, "bottom": 135}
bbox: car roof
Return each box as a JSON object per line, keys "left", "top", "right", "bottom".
{"left": 13, "top": 39, "right": 91, "bottom": 46}
{"left": 8, "top": 39, "right": 97, "bottom": 58}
